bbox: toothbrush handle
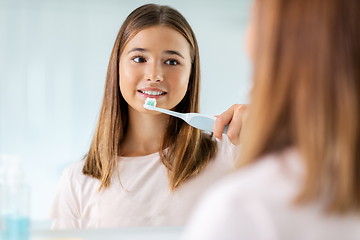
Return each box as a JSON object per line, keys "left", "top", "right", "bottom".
{"left": 151, "top": 106, "right": 187, "bottom": 120}
{"left": 152, "top": 107, "right": 229, "bottom": 134}
{"left": 145, "top": 104, "right": 228, "bottom": 134}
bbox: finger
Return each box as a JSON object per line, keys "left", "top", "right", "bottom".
{"left": 226, "top": 105, "right": 246, "bottom": 145}
{"left": 213, "top": 105, "right": 238, "bottom": 141}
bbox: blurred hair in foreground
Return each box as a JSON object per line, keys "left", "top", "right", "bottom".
{"left": 240, "top": 0, "right": 360, "bottom": 214}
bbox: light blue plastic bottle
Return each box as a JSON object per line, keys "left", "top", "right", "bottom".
{"left": 0, "top": 155, "right": 30, "bottom": 240}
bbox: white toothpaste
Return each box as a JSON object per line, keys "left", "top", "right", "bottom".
{"left": 144, "top": 97, "right": 157, "bottom": 107}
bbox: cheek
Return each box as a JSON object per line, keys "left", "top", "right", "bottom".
{"left": 119, "top": 62, "right": 141, "bottom": 91}
{"left": 167, "top": 67, "right": 190, "bottom": 93}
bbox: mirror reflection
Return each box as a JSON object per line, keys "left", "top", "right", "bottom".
{"left": 0, "top": 0, "right": 252, "bottom": 232}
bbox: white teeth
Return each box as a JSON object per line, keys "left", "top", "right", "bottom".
{"left": 140, "top": 90, "right": 165, "bottom": 96}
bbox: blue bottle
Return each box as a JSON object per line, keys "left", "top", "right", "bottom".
{"left": 0, "top": 155, "right": 30, "bottom": 240}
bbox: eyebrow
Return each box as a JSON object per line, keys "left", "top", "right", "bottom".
{"left": 128, "top": 48, "right": 148, "bottom": 54}
{"left": 164, "top": 50, "right": 184, "bottom": 59}
{"left": 127, "top": 48, "right": 185, "bottom": 59}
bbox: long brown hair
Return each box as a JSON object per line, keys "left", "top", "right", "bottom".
{"left": 240, "top": 0, "right": 360, "bottom": 214}
{"left": 83, "top": 4, "right": 217, "bottom": 190}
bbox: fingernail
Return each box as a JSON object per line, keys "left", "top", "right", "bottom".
{"left": 216, "top": 137, "right": 221, "bottom": 142}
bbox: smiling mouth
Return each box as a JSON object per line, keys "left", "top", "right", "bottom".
{"left": 138, "top": 90, "right": 167, "bottom": 96}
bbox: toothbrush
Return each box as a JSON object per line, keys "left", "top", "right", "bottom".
{"left": 143, "top": 98, "right": 228, "bottom": 134}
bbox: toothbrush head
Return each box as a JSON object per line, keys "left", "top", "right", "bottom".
{"left": 143, "top": 97, "right": 157, "bottom": 110}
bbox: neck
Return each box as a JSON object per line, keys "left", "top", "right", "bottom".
{"left": 120, "top": 106, "right": 169, "bottom": 157}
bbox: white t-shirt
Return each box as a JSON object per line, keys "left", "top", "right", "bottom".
{"left": 49, "top": 135, "right": 238, "bottom": 229}
{"left": 182, "top": 148, "right": 360, "bottom": 240}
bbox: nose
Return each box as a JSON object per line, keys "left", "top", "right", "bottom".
{"left": 145, "top": 61, "right": 163, "bottom": 83}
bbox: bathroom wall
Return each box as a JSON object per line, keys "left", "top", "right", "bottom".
{"left": 0, "top": 0, "right": 252, "bottom": 220}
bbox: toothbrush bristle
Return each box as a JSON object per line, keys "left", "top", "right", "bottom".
{"left": 145, "top": 97, "right": 157, "bottom": 107}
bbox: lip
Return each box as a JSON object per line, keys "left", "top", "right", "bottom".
{"left": 137, "top": 87, "right": 167, "bottom": 99}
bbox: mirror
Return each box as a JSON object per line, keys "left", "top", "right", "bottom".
{"left": 0, "top": 0, "right": 252, "bottom": 228}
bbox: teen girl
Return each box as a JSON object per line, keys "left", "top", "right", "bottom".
{"left": 49, "top": 3, "right": 246, "bottom": 229}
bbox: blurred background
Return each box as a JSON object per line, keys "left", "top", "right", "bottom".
{"left": 0, "top": 0, "right": 252, "bottom": 221}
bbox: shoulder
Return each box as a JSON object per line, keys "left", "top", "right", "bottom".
{"left": 212, "top": 134, "right": 240, "bottom": 165}
{"left": 61, "top": 159, "right": 87, "bottom": 179}
{"left": 196, "top": 148, "right": 303, "bottom": 213}
{"left": 213, "top": 148, "right": 302, "bottom": 196}
{"left": 192, "top": 135, "right": 238, "bottom": 182}
{"left": 58, "top": 158, "right": 98, "bottom": 189}
{"left": 183, "top": 149, "right": 302, "bottom": 240}
{"left": 183, "top": 154, "right": 285, "bottom": 240}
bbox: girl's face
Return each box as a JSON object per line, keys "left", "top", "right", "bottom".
{"left": 119, "top": 26, "right": 192, "bottom": 114}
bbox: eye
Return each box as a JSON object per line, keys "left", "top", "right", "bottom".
{"left": 132, "top": 56, "right": 146, "bottom": 63}
{"left": 165, "top": 59, "right": 179, "bottom": 66}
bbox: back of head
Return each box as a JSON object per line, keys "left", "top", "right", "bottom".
{"left": 240, "top": 0, "right": 360, "bottom": 214}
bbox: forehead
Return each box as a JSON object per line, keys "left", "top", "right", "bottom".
{"left": 123, "top": 26, "right": 191, "bottom": 57}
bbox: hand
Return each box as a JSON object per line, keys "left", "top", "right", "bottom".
{"left": 213, "top": 104, "right": 248, "bottom": 145}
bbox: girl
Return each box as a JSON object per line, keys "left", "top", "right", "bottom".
{"left": 182, "top": 0, "right": 360, "bottom": 239}
{"left": 49, "top": 4, "right": 245, "bottom": 229}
